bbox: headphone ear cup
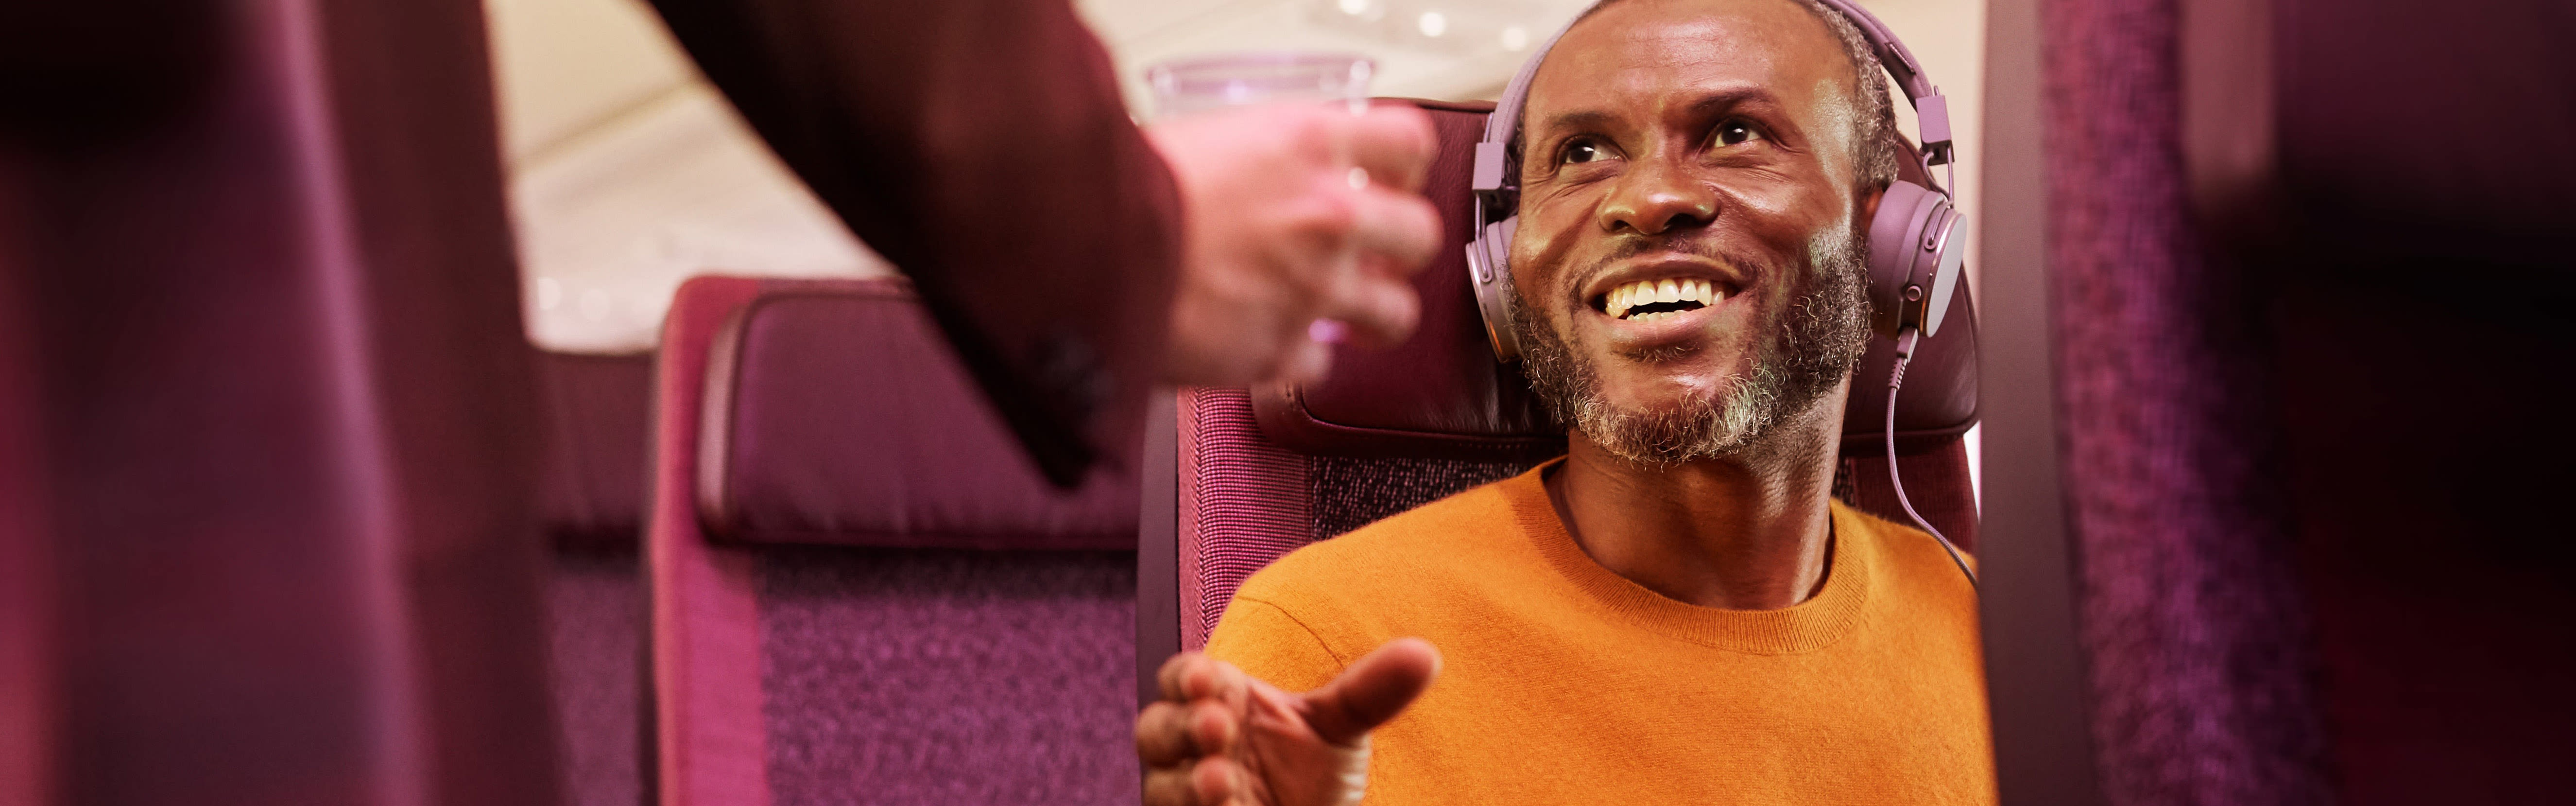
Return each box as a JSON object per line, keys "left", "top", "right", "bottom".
{"left": 1918, "top": 207, "right": 1965, "bottom": 337}
{"left": 1863, "top": 180, "right": 1958, "bottom": 339}
{"left": 1465, "top": 216, "right": 1522, "bottom": 362}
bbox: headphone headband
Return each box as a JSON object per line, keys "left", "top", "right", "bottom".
{"left": 1472, "top": 0, "right": 1956, "bottom": 207}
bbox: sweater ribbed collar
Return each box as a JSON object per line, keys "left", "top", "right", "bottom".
{"left": 1502, "top": 461, "right": 1874, "bottom": 655}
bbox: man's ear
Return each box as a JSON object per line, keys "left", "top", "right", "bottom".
{"left": 1860, "top": 183, "right": 1886, "bottom": 227}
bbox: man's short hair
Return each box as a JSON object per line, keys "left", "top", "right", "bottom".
{"left": 1507, "top": 0, "right": 1906, "bottom": 197}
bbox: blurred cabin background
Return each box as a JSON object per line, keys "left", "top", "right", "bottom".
{"left": 483, "top": 0, "right": 1989, "bottom": 354}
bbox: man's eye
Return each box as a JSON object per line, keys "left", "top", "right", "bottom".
{"left": 1561, "top": 140, "right": 1613, "bottom": 164}
{"left": 1715, "top": 122, "right": 1763, "bottom": 146}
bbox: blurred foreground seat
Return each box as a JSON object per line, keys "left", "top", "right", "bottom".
{"left": 0, "top": 0, "right": 560, "bottom": 802}
{"left": 648, "top": 277, "right": 1140, "bottom": 806}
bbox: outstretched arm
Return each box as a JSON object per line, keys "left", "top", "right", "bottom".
{"left": 643, "top": 0, "right": 1441, "bottom": 485}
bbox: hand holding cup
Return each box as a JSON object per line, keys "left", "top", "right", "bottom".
{"left": 1144, "top": 54, "right": 1442, "bottom": 386}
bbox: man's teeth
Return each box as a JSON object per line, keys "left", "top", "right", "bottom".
{"left": 1604, "top": 278, "right": 1722, "bottom": 320}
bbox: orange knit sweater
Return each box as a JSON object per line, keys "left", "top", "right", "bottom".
{"left": 1204, "top": 464, "right": 1996, "bottom": 805}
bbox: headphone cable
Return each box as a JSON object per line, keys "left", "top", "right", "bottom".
{"left": 1887, "top": 327, "right": 1978, "bottom": 588}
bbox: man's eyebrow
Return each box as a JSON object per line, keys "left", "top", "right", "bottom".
{"left": 1530, "top": 87, "right": 1788, "bottom": 139}
{"left": 1533, "top": 108, "right": 1618, "bottom": 138}
{"left": 1680, "top": 86, "right": 1786, "bottom": 118}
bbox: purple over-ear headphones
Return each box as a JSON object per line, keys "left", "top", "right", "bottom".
{"left": 1461, "top": 0, "right": 1967, "bottom": 362}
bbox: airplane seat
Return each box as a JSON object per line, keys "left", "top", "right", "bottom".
{"left": 649, "top": 276, "right": 1142, "bottom": 806}
{"left": 532, "top": 349, "right": 656, "bottom": 806}
{"left": 1151, "top": 99, "right": 1982, "bottom": 655}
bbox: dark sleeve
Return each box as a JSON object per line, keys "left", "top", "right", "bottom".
{"left": 645, "top": 0, "right": 1180, "bottom": 485}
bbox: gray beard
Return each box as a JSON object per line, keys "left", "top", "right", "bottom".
{"left": 1512, "top": 228, "right": 1872, "bottom": 468}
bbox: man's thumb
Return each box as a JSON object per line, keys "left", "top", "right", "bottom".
{"left": 1300, "top": 637, "right": 1440, "bottom": 746}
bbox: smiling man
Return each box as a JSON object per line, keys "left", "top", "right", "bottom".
{"left": 1133, "top": 0, "right": 1992, "bottom": 803}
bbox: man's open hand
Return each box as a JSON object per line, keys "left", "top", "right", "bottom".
{"left": 1148, "top": 103, "right": 1442, "bottom": 387}
{"left": 1135, "top": 639, "right": 1441, "bottom": 806}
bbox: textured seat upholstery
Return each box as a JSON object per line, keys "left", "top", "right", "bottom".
{"left": 648, "top": 276, "right": 1140, "bottom": 806}
{"left": 1143, "top": 99, "right": 1982, "bottom": 664}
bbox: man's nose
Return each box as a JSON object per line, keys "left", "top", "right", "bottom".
{"left": 1596, "top": 158, "right": 1717, "bottom": 236}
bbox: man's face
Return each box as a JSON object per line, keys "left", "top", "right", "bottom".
{"left": 1509, "top": 0, "right": 1875, "bottom": 465}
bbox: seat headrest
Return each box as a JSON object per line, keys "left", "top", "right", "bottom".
{"left": 695, "top": 280, "right": 1136, "bottom": 550}
{"left": 1254, "top": 100, "right": 1978, "bottom": 460}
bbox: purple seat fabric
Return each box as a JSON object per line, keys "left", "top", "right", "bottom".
{"left": 650, "top": 277, "right": 1139, "bottom": 806}
{"left": 756, "top": 546, "right": 1136, "bottom": 806}
{"left": 1152, "top": 100, "right": 1983, "bottom": 658}
{"left": 2046, "top": 0, "right": 2331, "bottom": 789}
{"left": 547, "top": 548, "right": 648, "bottom": 806}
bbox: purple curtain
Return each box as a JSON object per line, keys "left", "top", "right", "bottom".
{"left": 2042, "top": 0, "right": 2333, "bottom": 802}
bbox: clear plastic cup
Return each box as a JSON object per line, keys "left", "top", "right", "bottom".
{"left": 1144, "top": 52, "right": 1375, "bottom": 120}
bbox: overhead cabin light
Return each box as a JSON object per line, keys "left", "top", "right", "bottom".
{"left": 1500, "top": 25, "right": 1529, "bottom": 51}
{"left": 1417, "top": 10, "right": 1447, "bottom": 36}
{"left": 1338, "top": 0, "right": 1370, "bottom": 15}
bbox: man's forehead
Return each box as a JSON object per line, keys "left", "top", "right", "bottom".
{"left": 1524, "top": 0, "right": 1849, "bottom": 123}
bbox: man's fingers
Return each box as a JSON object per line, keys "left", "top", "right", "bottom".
{"left": 1141, "top": 766, "right": 1200, "bottom": 806}
{"left": 1143, "top": 757, "right": 1242, "bottom": 806}
{"left": 1298, "top": 637, "right": 1441, "bottom": 746}
{"left": 1155, "top": 652, "right": 1199, "bottom": 702}
{"left": 1157, "top": 652, "right": 1250, "bottom": 706}
{"left": 1136, "top": 700, "right": 1235, "bottom": 767}
{"left": 1192, "top": 757, "right": 1246, "bottom": 806}
{"left": 1341, "top": 105, "right": 1438, "bottom": 193}
{"left": 1136, "top": 701, "right": 1190, "bottom": 765}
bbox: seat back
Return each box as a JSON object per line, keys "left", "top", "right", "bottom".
{"left": 1149, "top": 99, "right": 1982, "bottom": 657}
{"left": 532, "top": 350, "right": 657, "bottom": 806}
{"left": 649, "top": 276, "right": 1140, "bottom": 806}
